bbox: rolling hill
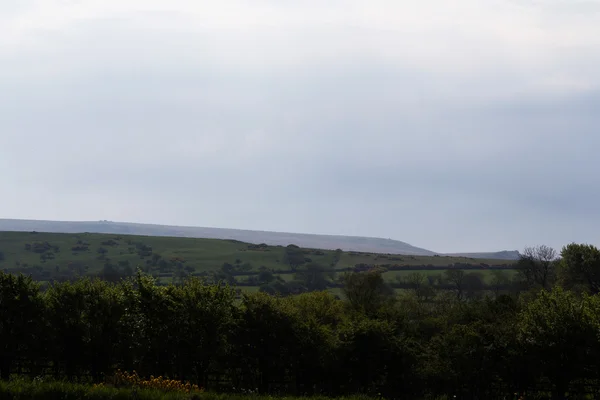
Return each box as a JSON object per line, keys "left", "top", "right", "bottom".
{"left": 0, "top": 230, "right": 517, "bottom": 291}
{"left": 0, "top": 218, "right": 520, "bottom": 259}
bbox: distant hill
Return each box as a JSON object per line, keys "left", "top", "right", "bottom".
{"left": 444, "top": 251, "right": 521, "bottom": 260}
{"left": 0, "top": 218, "right": 519, "bottom": 259}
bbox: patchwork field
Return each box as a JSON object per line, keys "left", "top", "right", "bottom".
{"left": 0, "top": 231, "right": 517, "bottom": 294}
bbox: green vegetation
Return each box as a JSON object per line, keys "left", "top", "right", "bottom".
{"left": 0, "top": 378, "right": 192, "bottom": 400}
{"left": 0, "top": 379, "right": 370, "bottom": 400}
{"left": 0, "top": 231, "right": 515, "bottom": 296}
{"left": 1, "top": 241, "right": 600, "bottom": 399}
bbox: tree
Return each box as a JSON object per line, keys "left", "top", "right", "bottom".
{"left": 230, "top": 293, "right": 300, "bottom": 393}
{"left": 45, "top": 279, "right": 95, "bottom": 379}
{"left": 240, "top": 262, "right": 253, "bottom": 272}
{"left": 0, "top": 272, "right": 44, "bottom": 379}
{"left": 150, "top": 253, "right": 161, "bottom": 265}
{"left": 340, "top": 317, "right": 419, "bottom": 397}
{"left": 341, "top": 269, "right": 394, "bottom": 316}
{"left": 79, "top": 279, "right": 127, "bottom": 381}
{"left": 258, "top": 270, "right": 275, "bottom": 284}
{"left": 289, "top": 292, "right": 347, "bottom": 394}
{"left": 283, "top": 245, "right": 306, "bottom": 272}
{"left": 294, "top": 262, "right": 334, "bottom": 291}
{"left": 98, "top": 263, "right": 122, "bottom": 283}
{"left": 331, "top": 249, "right": 343, "bottom": 267}
{"left": 404, "top": 272, "right": 436, "bottom": 302}
{"left": 557, "top": 243, "right": 600, "bottom": 294}
{"left": 517, "top": 287, "right": 600, "bottom": 399}
{"left": 166, "top": 278, "right": 237, "bottom": 385}
{"left": 129, "top": 271, "right": 179, "bottom": 379}
{"left": 173, "top": 263, "right": 188, "bottom": 285}
{"left": 404, "top": 272, "right": 426, "bottom": 288}
{"left": 463, "top": 272, "right": 485, "bottom": 300}
{"left": 426, "top": 323, "right": 499, "bottom": 398}
{"left": 445, "top": 269, "right": 466, "bottom": 300}
{"left": 489, "top": 270, "right": 511, "bottom": 297}
{"left": 259, "top": 279, "right": 291, "bottom": 296}
{"left": 221, "top": 262, "right": 235, "bottom": 274}
{"left": 517, "top": 245, "right": 557, "bottom": 290}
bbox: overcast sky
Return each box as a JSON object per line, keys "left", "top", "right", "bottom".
{"left": 1, "top": 0, "right": 599, "bottom": 253}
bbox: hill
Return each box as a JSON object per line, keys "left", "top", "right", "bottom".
{"left": 0, "top": 231, "right": 516, "bottom": 287}
{"left": 0, "top": 218, "right": 519, "bottom": 259}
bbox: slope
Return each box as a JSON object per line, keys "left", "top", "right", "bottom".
{"left": 0, "top": 218, "right": 435, "bottom": 255}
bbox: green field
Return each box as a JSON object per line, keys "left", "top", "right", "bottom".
{"left": 382, "top": 268, "right": 518, "bottom": 284}
{"left": 0, "top": 231, "right": 516, "bottom": 293}
{"left": 0, "top": 231, "right": 296, "bottom": 273}
{"left": 339, "top": 251, "right": 511, "bottom": 267}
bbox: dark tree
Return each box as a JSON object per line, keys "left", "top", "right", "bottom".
{"left": 294, "top": 262, "right": 334, "bottom": 291}
{"left": 463, "top": 272, "right": 485, "bottom": 300}
{"left": 258, "top": 270, "right": 275, "bottom": 284}
{"left": 341, "top": 269, "right": 394, "bottom": 316}
{"left": 445, "top": 269, "right": 466, "bottom": 300}
{"left": 283, "top": 244, "right": 306, "bottom": 272}
{"left": 557, "top": 243, "right": 600, "bottom": 294}
{"left": 490, "top": 270, "right": 511, "bottom": 297}
{"left": 517, "top": 245, "right": 557, "bottom": 290}
{"left": 0, "top": 273, "right": 44, "bottom": 379}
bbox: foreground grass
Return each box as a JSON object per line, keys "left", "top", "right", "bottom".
{"left": 0, "top": 379, "right": 372, "bottom": 400}
{"left": 0, "top": 379, "right": 187, "bottom": 400}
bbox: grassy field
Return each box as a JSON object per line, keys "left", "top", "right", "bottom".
{"left": 382, "top": 268, "right": 519, "bottom": 284}
{"left": 0, "top": 378, "right": 375, "bottom": 400}
{"left": 0, "top": 231, "right": 516, "bottom": 287}
{"left": 338, "top": 251, "right": 511, "bottom": 267}
{"left": 0, "top": 231, "right": 297, "bottom": 273}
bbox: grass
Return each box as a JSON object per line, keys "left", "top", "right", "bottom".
{"left": 0, "top": 378, "right": 190, "bottom": 400}
{"left": 382, "top": 269, "right": 519, "bottom": 284}
{"left": 340, "top": 251, "right": 512, "bottom": 268}
{"left": 0, "top": 378, "right": 374, "bottom": 400}
{"left": 0, "top": 231, "right": 294, "bottom": 275}
{"left": 0, "top": 231, "right": 516, "bottom": 282}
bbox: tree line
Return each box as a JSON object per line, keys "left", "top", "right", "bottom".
{"left": 1, "top": 242, "right": 600, "bottom": 399}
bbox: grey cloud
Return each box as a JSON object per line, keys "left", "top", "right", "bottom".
{"left": 1, "top": 1, "right": 600, "bottom": 253}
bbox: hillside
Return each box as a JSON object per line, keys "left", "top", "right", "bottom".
{"left": 0, "top": 231, "right": 516, "bottom": 289}
{"left": 0, "top": 218, "right": 519, "bottom": 259}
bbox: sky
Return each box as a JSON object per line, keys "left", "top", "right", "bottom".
{"left": 1, "top": 0, "right": 599, "bottom": 253}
